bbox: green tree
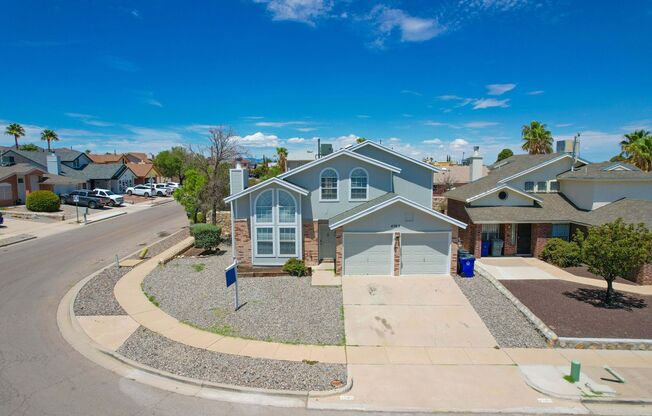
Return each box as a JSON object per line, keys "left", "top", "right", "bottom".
{"left": 173, "top": 169, "right": 206, "bottom": 223}
{"left": 19, "top": 143, "right": 39, "bottom": 151}
{"left": 496, "top": 148, "right": 514, "bottom": 162}
{"left": 154, "top": 146, "right": 189, "bottom": 183}
{"left": 4, "top": 123, "right": 25, "bottom": 149}
{"left": 261, "top": 164, "right": 282, "bottom": 180}
{"left": 356, "top": 137, "right": 366, "bottom": 144}
{"left": 582, "top": 219, "right": 652, "bottom": 304}
{"left": 619, "top": 130, "right": 652, "bottom": 172}
{"left": 276, "top": 147, "right": 288, "bottom": 173}
{"left": 619, "top": 130, "right": 650, "bottom": 159}
{"left": 521, "top": 121, "right": 553, "bottom": 154}
{"left": 40, "top": 129, "right": 59, "bottom": 152}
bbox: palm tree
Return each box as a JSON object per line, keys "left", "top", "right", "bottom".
{"left": 619, "top": 130, "right": 651, "bottom": 161}
{"left": 40, "top": 129, "right": 59, "bottom": 152}
{"left": 276, "top": 147, "right": 288, "bottom": 173}
{"left": 4, "top": 123, "right": 26, "bottom": 149}
{"left": 521, "top": 121, "right": 553, "bottom": 154}
{"left": 626, "top": 135, "right": 652, "bottom": 172}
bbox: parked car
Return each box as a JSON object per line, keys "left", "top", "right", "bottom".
{"left": 165, "top": 182, "right": 180, "bottom": 190}
{"left": 151, "top": 183, "right": 172, "bottom": 196}
{"left": 92, "top": 188, "right": 124, "bottom": 207}
{"left": 125, "top": 185, "right": 155, "bottom": 197}
{"left": 60, "top": 190, "right": 110, "bottom": 209}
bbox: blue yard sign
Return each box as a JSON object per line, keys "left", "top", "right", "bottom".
{"left": 224, "top": 261, "right": 240, "bottom": 310}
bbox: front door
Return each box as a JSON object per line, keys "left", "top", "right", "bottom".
{"left": 516, "top": 224, "right": 532, "bottom": 255}
{"left": 17, "top": 176, "right": 26, "bottom": 202}
{"left": 318, "top": 223, "right": 336, "bottom": 261}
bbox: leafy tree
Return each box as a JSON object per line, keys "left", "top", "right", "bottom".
{"left": 356, "top": 137, "right": 366, "bottom": 144}
{"left": 40, "top": 129, "right": 59, "bottom": 152}
{"left": 261, "top": 164, "right": 282, "bottom": 180}
{"left": 582, "top": 219, "right": 652, "bottom": 304}
{"left": 173, "top": 168, "right": 206, "bottom": 223}
{"left": 619, "top": 130, "right": 652, "bottom": 172}
{"left": 251, "top": 156, "right": 269, "bottom": 178}
{"left": 19, "top": 143, "right": 39, "bottom": 151}
{"left": 619, "top": 130, "right": 650, "bottom": 159}
{"left": 496, "top": 148, "right": 514, "bottom": 162}
{"left": 521, "top": 121, "right": 553, "bottom": 154}
{"left": 4, "top": 123, "right": 25, "bottom": 149}
{"left": 276, "top": 147, "right": 288, "bottom": 173}
{"left": 154, "top": 146, "right": 189, "bottom": 183}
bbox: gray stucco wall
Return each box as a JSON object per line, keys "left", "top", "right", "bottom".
{"left": 562, "top": 179, "right": 652, "bottom": 210}
{"left": 352, "top": 145, "right": 433, "bottom": 208}
{"left": 284, "top": 154, "right": 393, "bottom": 220}
{"left": 343, "top": 202, "right": 453, "bottom": 233}
{"left": 504, "top": 157, "right": 574, "bottom": 191}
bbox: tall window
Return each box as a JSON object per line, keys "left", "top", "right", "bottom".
{"left": 320, "top": 168, "right": 338, "bottom": 200}
{"left": 350, "top": 168, "right": 368, "bottom": 200}
{"left": 255, "top": 190, "right": 273, "bottom": 223}
{"left": 481, "top": 224, "right": 500, "bottom": 242}
{"left": 277, "top": 190, "right": 296, "bottom": 223}
{"left": 524, "top": 181, "right": 534, "bottom": 192}
{"left": 254, "top": 189, "right": 298, "bottom": 257}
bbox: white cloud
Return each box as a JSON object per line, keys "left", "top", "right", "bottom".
{"left": 234, "top": 132, "right": 280, "bottom": 148}
{"left": 472, "top": 98, "right": 510, "bottom": 109}
{"left": 622, "top": 119, "right": 652, "bottom": 131}
{"left": 401, "top": 89, "right": 422, "bottom": 96}
{"left": 287, "top": 137, "right": 305, "bottom": 143}
{"left": 463, "top": 121, "right": 499, "bottom": 128}
{"left": 64, "top": 112, "right": 114, "bottom": 127}
{"left": 555, "top": 123, "right": 574, "bottom": 128}
{"left": 527, "top": 90, "right": 545, "bottom": 95}
{"left": 450, "top": 138, "right": 469, "bottom": 150}
{"left": 554, "top": 130, "right": 622, "bottom": 161}
{"left": 370, "top": 5, "right": 445, "bottom": 47}
{"left": 486, "top": 83, "right": 516, "bottom": 95}
{"left": 255, "top": 0, "right": 333, "bottom": 25}
{"left": 145, "top": 98, "right": 163, "bottom": 108}
{"left": 255, "top": 120, "right": 308, "bottom": 127}
{"left": 242, "top": 116, "right": 265, "bottom": 120}
{"left": 423, "top": 138, "right": 443, "bottom": 145}
{"left": 356, "top": 115, "right": 371, "bottom": 119}
{"left": 423, "top": 121, "right": 449, "bottom": 127}
{"left": 388, "top": 137, "right": 401, "bottom": 143}
{"left": 437, "top": 95, "right": 464, "bottom": 101}
{"left": 296, "top": 127, "right": 318, "bottom": 132}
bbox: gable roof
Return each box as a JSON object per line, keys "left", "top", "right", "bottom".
{"left": 126, "top": 162, "right": 158, "bottom": 177}
{"left": 465, "top": 184, "right": 543, "bottom": 204}
{"left": 557, "top": 161, "right": 652, "bottom": 180}
{"left": 88, "top": 153, "right": 127, "bottom": 164}
{"left": 497, "top": 153, "right": 589, "bottom": 184}
{"left": 277, "top": 148, "right": 401, "bottom": 179}
{"left": 349, "top": 140, "right": 443, "bottom": 172}
{"left": 223, "top": 177, "right": 309, "bottom": 203}
{"left": 0, "top": 163, "right": 44, "bottom": 181}
{"left": 126, "top": 152, "right": 150, "bottom": 162}
{"left": 69, "top": 163, "right": 127, "bottom": 180}
{"left": 329, "top": 194, "right": 467, "bottom": 229}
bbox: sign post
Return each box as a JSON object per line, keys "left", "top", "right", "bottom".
{"left": 73, "top": 195, "right": 80, "bottom": 223}
{"left": 225, "top": 261, "right": 239, "bottom": 311}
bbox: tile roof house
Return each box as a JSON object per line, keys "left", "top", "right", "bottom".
{"left": 225, "top": 141, "right": 466, "bottom": 276}
{"left": 87, "top": 153, "right": 129, "bottom": 164}
{"left": 444, "top": 153, "right": 652, "bottom": 284}
{"left": 126, "top": 162, "right": 161, "bottom": 184}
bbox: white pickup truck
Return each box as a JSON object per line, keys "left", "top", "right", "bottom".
{"left": 92, "top": 188, "right": 124, "bottom": 207}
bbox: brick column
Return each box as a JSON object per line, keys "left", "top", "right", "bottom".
{"left": 628, "top": 262, "right": 652, "bottom": 285}
{"left": 335, "top": 227, "right": 343, "bottom": 276}
{"left": 233, "top": 219, "right": 252, "bottom": 267}
{"left": 450, "top": 227, "right": 459, "bottom": 274}
{"left": 531, "top": 223, "right": 552, "bottom": 258}
{"left": 393, "top": 232, "right": 401, "bottom": 276}
{"left": 470, "top": 224, "right": 482, "bottom": 258}
{"left": 302, "top": 221, "right": 319, "bottom": 266}
{"left": 502, "top": 223, "right": 517, "bottom": 256}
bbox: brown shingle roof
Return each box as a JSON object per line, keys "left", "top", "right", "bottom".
{"left": 87, "top": 153, "right": 126, "bottom": 164}
{"left": 126, "top": 162, "right": 158, "bottom": 178}
{"left": 557, "top": 161, "right": 652, "bottom": 180}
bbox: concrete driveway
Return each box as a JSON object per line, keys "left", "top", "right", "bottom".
{"left": 342, "top": 275, "right": 496, "bottom": 348}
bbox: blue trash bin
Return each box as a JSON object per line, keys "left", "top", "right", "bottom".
{"left": 459, "top": 256, "right": 475, "bottom": 278}
{"left": 481, "top": 241, "right": 490, "bottom": 257}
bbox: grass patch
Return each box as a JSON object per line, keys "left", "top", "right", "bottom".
{"left": 191, "top": 263, "right": 206, "bottom": 272}
{"left": 563, "top": 375, "right": 576, "bottom": 383}
{"left": 302, "top": 359, "right": 319, "bottom": 365}
{"left": 183, "top": 320, "right": 236, "bottom": 337}
{"left": 141, "top": 283, "right": 160, "bottom": 307}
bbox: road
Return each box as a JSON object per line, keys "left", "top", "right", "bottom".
{"left": 0, "top": 201, "right": 633, "bottom": 416}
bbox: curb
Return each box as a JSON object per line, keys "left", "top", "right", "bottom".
{"left": 474, "top": 263, "right": 559, "bottom": 346}
{"left": 58, "top": 231, "right": 352, "bottom": 408}
{"left": 0, "top": 233, "right": 37, "bottom": 248}
{"left": 84, "top": 211, "right": 128, "bottom": 224}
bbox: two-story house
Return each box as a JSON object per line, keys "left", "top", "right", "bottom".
{"left": 444, "top": 150, "right": 652, "bottom": 284}
{"left": 225, "top": 141, "right": 467, "bottom": 276}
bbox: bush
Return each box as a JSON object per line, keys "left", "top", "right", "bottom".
{"left": 26, "top": 190, "right": 60, "bottom": 212}
{"left": 540, "top": 237, "right": 582, "bottom": 267}
{"left": 191, "top": 223, "right": 221, "bottom": 249}
{"left": 282, "top": 258, "right": 308, "bottom": 277}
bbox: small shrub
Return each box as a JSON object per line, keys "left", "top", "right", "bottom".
{"left": 283, "top": 258, "right": 308, "bottom": 277}
{"left": 190, "top": 223, "right": 221, "bottom": 249}
{"left": 26, "top": 190, "right": 60, "bottom": 212}
{"left": 196, "top": 211, "right": 205, "bottom": 223}
{"left": 540, "top": 238, "right": 582, "bottom": 268}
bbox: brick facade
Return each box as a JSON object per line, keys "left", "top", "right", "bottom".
{"left": 302, "top": 220, "right": 319, "bottom": 266}
{"left": 0, "top": 175, "right": 18, "bottom": 207}
{"left": 450, "top": 226, "right": 459, "bottom": 274}
{"left": 502, "top": 223, "right": 517, "bottom": 256}
{"left": 531, "top": 223, "right": 552, "bottom": 258}
{"left": 335, "top": 227, "right": 343, "bottom": 276}
{"left": 627, "top": 262, "right": 652, "bottom": 285}
{"left": 393, "top": 232, "right": 401, "bottom": 276}
{"left": 233, "top": 219, "right": 252, "bottom": 267}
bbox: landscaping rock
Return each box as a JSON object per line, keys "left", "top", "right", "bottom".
{"left": 74, "top": 266, "right": 129, "bottom": 316}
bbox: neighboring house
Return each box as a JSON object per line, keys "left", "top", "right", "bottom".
{"left": 70, "top": 163, "right": 136, "bottom": 193}
{"left": 444, "top": 153, "right": 652, "bottom": 284}
{"left": 125, "top": 152, "right": 151, "bottom": 164}
{"left": 225, "top": 141, "right": 466, "bottom": 276}
{"left": 433, "top": 165, "right": 490, "bottom": 195}
{"left": 0, "top": 164, "right": 46, "bottom": 206}
{"left": 127, "top": 162, "right": 161, "bottom": 184}
{"left": 87, "top": 153, "right": 129, "bottom": 164}
{"left": 287, "top": 150, "right": 318, "bottom": 171}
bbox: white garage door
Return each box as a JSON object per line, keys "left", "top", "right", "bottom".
{"left": 400, "top": 232, "right": 450, "bottom": 275}
{"left": 344, "top": 233, "right": 392, "bottom": 276}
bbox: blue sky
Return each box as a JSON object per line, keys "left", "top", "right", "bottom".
{"left": 1, "top": 0, "right": 651, "bottom": 163}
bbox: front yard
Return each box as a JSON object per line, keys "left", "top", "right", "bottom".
{"left": 142, "top": 247, "right": 345, "bottom": 345}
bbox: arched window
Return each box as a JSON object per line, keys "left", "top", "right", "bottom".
{"left": 320, "top": 168, "right": 338, "bottom": 201}
{"left": 255, "top": 190, "right": 273, "bottom": 223}
{"left": 277, "top": 190, "right": 296, "bottom": 223}
{"left": 349, "top": 168, "right": 368, "bottom": 200}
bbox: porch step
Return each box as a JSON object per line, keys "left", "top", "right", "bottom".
{"left": 315, "top": 261, "right": 335, "bottom": 271}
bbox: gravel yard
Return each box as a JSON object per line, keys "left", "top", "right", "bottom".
{"left": 454, "top": 274, "right": 548, "bottom": 348}
{"left": 143, "top": 249, "right": 345, "bottom": 345}
{"left": 118, "top": 327, "right": 346, "bottom": 391}
{"left": 75, "top": 228, "right": 190, "bottom": 316}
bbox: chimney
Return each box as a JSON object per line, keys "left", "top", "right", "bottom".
{"left": 47, "top": 153, "right": 61, "bottom": 176}
{"left": 229, "top": 163, "right": 249, "bottom": 195}
{"left": 469, "top": 146, "right": 483, "bottom": 182}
